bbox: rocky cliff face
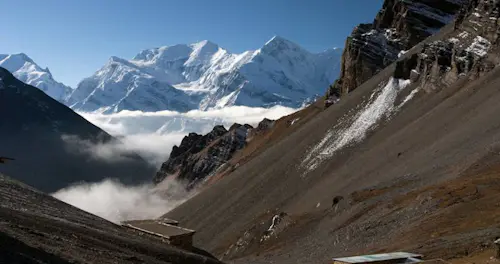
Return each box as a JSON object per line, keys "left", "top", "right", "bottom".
{"left": 327, "top": 0, "right": 468, "bottom": 98}
{"left": 154, "top": 121, "right": 273, "bottom": 189}
{"left": 394, "top": 0, "right": 499, "bottom": 91}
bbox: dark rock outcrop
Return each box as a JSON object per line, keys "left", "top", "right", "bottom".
{"left": 327, "top": 0, "right": 468, "bottom": 98}
{"left": 256, "top": 118, "right": 274, "bottom": 132}
{"left": 155, "top": 123, "right": 254, "bottom": 188}
{"left": 154, "top": 118, "right": 277, "bottom": 188}
{"left": 248, "top": 118, "right": 275, "bottom": 139}
{"left": 169, "top": 126, "right": 228, "bottom": 162}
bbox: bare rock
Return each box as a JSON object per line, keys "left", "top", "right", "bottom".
{"left": 154, "top": 123, "right": 255, "bottom": 188}
{"left": 327, "top": 0, "right": 467, "bottom": 99}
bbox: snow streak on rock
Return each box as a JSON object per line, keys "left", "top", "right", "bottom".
{"left": 466, "top": 36, "right": 491, "bottom": 57}
{"left": 302, "top": 78, "right": 412, "bottom": 173}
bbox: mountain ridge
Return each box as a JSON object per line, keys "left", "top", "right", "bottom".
{"left": 0, "top": 173, "right": 222, "bottom": 264}
{"left": 0, "top": 53, "right": 72, "bottom": 102}
{"left": 161, "top": 0, "right": 500, "bottom": 263}
{"left": 0, "top": 66, "right": 155, "bottom": 192}
{"left": 68, "top": 36, "right": 342, "bottom": 113}
{"left": 326, "top": 0, "right": 467, "bottom": 99}
{"left": 7, "top": 0, "right": 500, "bottom": 263}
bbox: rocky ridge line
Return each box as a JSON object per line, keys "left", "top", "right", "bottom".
{"left": 154, "top": 119, "right": 275, "bottom": 188}
{"left": 326, "top": 0, "right": 468, "bottom": 101}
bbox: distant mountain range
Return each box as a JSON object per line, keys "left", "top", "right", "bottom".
{"left": 1, "top": 37, "right": 342, "bottom": 113}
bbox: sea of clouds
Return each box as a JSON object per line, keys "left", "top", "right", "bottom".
{"left": 53, "top": 105, "right": 298, "bottom": 222}
{"left": 76, "top": 105, "right": 297, "bottom": 167}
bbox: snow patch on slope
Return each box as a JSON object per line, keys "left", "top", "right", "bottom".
{"left": 302, "top": 78, "right": 412, "bottom": 173}
{"left": 466, "top": 36, "right": 491, "bottom": 57}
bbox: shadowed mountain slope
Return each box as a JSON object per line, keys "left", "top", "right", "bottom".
{"left": 0, "top": 173, "right": 222, "bottom": 264}
{"left": 0, "top": 67, "right": 155, "bottom": 192}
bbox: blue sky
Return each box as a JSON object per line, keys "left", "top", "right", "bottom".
{"left": 1, "top": 0, "right": 383, "bottom": 87}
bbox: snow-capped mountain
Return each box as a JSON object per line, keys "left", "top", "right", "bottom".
{"left": 68, "top": 37, "right": 342, "bottom": 113}
{"left": 0, "top": 53, "right": 72, "bottom": 101}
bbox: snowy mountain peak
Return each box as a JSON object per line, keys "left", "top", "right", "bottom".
{"left": 132, "top": 40, "right": 222, "bottom": 67}
{"left": 0, "top": 53, "right": 36, "bottom": 72}
{"left": 189, "top": 40, "right": 218, "bottom": 50}
{"left": 133, "top": 44, "right": 193, "bottom": 64}
{"left": 264, "top": 35, "right": 291, "bottom": 45}
{"left": 262, "top": 36, "right": 306, "bottom": 54}
{"left": 16, "top": 53, "right": 35, "bottom": 63}
{"left": 69, "top": 38, "right": 343, "bottom": 113}
{"left": 186, "top": 40, "right": 221, "bottom": 66}
{"left": 0, "top": 53, "right": 72, "bottom": 101}
{"left": 108, "top": 55, "right": 131, "bottom": 65}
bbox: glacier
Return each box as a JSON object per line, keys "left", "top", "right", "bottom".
{"left": 68, "top": 36, "right": 342, "bottom": 113}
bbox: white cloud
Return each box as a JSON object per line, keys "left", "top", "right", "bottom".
{"left": 55, "top": 105, "right": 298, "bottom": 223}
{"left": 73, "top": 105, "right": 298, "bottom": 167}
{"left": 61, "top": 133, "right": 185, "bottom": 166}
{"left": 52, "top": 177, "right": 191, "bottom": 223}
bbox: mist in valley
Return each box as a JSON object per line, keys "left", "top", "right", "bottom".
{"left": 53, "top": 105, "right": 298, "bottom": 222}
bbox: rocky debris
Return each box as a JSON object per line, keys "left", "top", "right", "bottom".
{"left": 324, "top": 97, "right": 340, "bottom": 109}
{"left": 155, "top": 118, "right": 277, "bottom": 188}
{"left": 327, "top": 0, "right": 467, "bottom": 99}
{"left": 260, "top": 212, "right": 289, "bottom": 243}
{"left": 154, "top": 124, "right": 251, "bottom": 188}
{"left": 221, "top": 211, "right": 293, "bottom": 261}
{"left": 246, "top": 118, "right": 275, "bottom": 139}
{"left": 223, "top": 230, "right": 254, "bottom": 260}
{"left": 169, "top": 126, "right": 228, "bottom": 161}
{"left": 394, "top": 0, "right": 499, "bottom": 93}
{"left": 255, "top": 118, "right": 275, "bottom": 133}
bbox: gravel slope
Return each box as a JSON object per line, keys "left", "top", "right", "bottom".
{"left": 165, "top": 21, "right": 500, "bottom": 263}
